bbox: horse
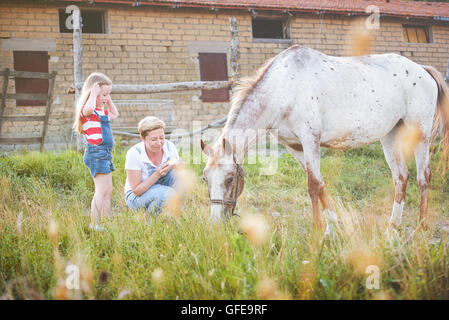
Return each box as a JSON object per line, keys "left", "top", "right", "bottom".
{"left": 200, "top": 45, "right": 449, "bottom": 235}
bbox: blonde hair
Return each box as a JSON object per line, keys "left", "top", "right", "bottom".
{"left": 138, "top": 116, "right": 166, "bottom": 138}
{"left": 73, "top": 72, "right": 112, "bottom": 134}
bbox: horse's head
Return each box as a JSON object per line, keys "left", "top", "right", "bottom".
{"left": 201, "top": 137, "right": 246, "bottom": 222}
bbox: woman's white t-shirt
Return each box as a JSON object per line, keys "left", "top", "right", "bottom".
{"left": 124, "top": 140, "right": 179, "bottom": 195}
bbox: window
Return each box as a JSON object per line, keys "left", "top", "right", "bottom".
{"left": 198, "top": 53, "right": 229, "bottom": 103}
{"left": 59, "top": 9, "right": 106, "bottom": 34}
{"left": 252, "top": 17, "right": 290, "bottom": 40}
{"left": 13, "top": 51, "right": 49, "bottom": 106}
{"left": 403, "top": 25, "right": 430, "bottom": 43}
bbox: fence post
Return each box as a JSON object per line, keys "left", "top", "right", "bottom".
{"left": 0, "top": 68, "right": 9, "bottom": 134}
{"left": 230, "top": 17, "right": 240, "bottom": 93}
{"left": 41, "top": 71, "right": 57, "bottom": 152}
{"left": 73, "top": 8, "right": 85, "bottom": 151}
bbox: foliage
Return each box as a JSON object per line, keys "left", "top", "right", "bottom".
{"left": 0, "top": 142, "right": 448, "bottom": 299}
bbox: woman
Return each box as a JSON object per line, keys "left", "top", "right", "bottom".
{"left": 124, "top": 116, "right": 184, "bottom": 223}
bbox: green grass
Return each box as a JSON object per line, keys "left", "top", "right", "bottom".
{"left": 0, "top": 141, "right": 449, "bottom": 299}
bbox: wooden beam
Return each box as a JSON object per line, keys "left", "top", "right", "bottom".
{"left": 113, "top": 118, "right": 227, "bottom": 139}
{"left": 0, "top": 93, "right": 49, "bottom": 100}
{"left": 0, "top": 137, "right": 42, "bottom": 144}
{"left": 110, "top": 126, "right": 139, "bottom": 133}
{"left": 230, "top": 16, "right": 240, "bottom": 88}
{"left": 169, "top": 117, "right": 227, "bottom": 138}
{"left": 112, "top": 81, "right": 232, "bottom": 94}
{"left": 0, "top": 68, "right": 9, "bottom": 133}
{"left": 73, "top": 80, "right": 232, "bottom": 94}
{"left": 73, "top": 8, "right": 85, "bottom": 151}
{"left": 41, "top": 71, "right": 56, "bottom": 151}
{"left": 2, "top": 115, "right": 46, "bottom": 122}
{"left": 0, "top": 69, "right": 57, "bottom": 150}
{"left": 0, "top": 70, "right": 54, "bottom": 79}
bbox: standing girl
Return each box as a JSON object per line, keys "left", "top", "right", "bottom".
{"left": 73, "top": 72, "right": 119, "bottom": 231}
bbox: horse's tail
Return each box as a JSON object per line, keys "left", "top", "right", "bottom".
{"left": 423, "top": 65, "right": 449, "bottom": 174}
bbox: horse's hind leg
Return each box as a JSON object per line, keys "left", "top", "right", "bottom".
{"left": 414, "top": 140, "right": 431, "bottom": 227}
{"left": 381, "top": 128, "right": 409, "bottom": 229}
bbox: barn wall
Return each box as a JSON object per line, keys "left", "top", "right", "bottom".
{"left": 0, "top": 1, "right": 448, "bottom": 151}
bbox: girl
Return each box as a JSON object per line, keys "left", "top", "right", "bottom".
{"left": 73, "top": 72, "right": 119, "bottom": 231}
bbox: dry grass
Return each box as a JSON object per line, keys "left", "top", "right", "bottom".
{"left": 0, "top": 142, "right": 448, "bottom": 299}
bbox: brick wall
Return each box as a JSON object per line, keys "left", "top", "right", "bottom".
{"left": 0, "top": 1, "right": 448, "bottom": 150}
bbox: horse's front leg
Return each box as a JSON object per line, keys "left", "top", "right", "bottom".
{"left": 306, "top": 163, "right": 323, "bottom": 230}
{"left": 301, "top": 134, "right": 337, "bottom": 234}
{"left": 318, "top": 183, "right": 338, "bottom": 237}
{"left": 286, "top": 143, "right": 321, "bottom": 228}
{"left": 287, "top": 145, "right": 334, "bottom": 217}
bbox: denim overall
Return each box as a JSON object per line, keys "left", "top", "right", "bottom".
{"left": 83, "top": 110, "right": 115, "bottom": 178}
{"left": 125, "top": 142, "right": 177, "bottom": 224}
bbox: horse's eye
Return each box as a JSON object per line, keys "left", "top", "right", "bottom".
{"left": 225, "top": 176, "right": 234, "bottom": 185}
{"left": 202, "top": 176, "right": 207, "bottom": 183}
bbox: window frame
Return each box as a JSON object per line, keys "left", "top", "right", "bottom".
{"left": 13, "top": 51, "right": 49, "bottom": 107}
{"left": 198, "top": 52, "right": 230, "bottom": 103}
{"left": 58, "top": 8, "right": 109, "bottom": 34}
{"left": 402, "top": 25, "right": 432, "bottom": 44}
{"left": 251, "top": 16, "right": 292, "bottom": 44}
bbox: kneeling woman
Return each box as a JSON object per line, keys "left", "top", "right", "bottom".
{"left": 124, "top": 116, "right": 183, "bottom": 223}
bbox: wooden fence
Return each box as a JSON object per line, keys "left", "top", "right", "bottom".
{"left": 0, "top": 68, "right": 57, "bottom": 151}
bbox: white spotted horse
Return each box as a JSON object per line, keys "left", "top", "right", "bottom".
{"left": 201, "top": 45, "right": 449, "bottom": 235}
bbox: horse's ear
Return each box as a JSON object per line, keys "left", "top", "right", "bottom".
{"left": 222, "top": 138, "right": 233, "bottom": 156}
{"left": 201, "top": 139, "right": 212, "bottom": 156}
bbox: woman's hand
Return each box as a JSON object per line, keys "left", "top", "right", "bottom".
{"left": 156, "top": 163, "right": 171, "bottom": 177}
{"left": 167, "top": 158, "right": 184, "bottom": 170}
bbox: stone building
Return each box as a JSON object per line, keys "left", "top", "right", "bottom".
{"left": 0, "top": 0, "right": 448, "bottom": 150}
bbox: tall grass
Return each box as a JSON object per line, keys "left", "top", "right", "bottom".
{"left": 0, "top": 141, "right": 448, "bottom": 299}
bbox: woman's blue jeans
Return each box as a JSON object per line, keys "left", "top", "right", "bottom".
{"left": 125, "top": 170, "right": 176, "bottom": 224}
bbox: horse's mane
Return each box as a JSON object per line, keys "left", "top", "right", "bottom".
{"left": 223, "top": 55, "right": 277, "bottom": 132}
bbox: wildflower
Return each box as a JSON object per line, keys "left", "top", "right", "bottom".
{"left": 48, "top": 220, "right": 58, "bottom": 244}
{"left": 117, "top": 289, "right": 131, "bottom": 300}
{"left": 345, "top": 243, "right": 380, "bottom": 274}
{"left": 53, "top": 279, "right": 69, "bottom": 300}
{"left": 163, "top": 193, "right": 182, "bottom": 217}
{"left": 240, "top": 213, "right": 270, "bottom": 246}
{"left": 349, "top": 19, "right": 374, "bottom": 56}
{"left": 152, "top": 268, "right": 164, "bottom": 285}
{"left": 16, "top": 211, "right": 23, "bottom": 235}
{"left": 257, "top": 277, "right": 291, "bottom": 300}
{"left": 395, "top": 122, "right": 422, "bottom": 160}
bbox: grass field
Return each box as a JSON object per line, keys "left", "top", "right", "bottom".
{"left": 1, "top": 140, "right": 449, "bottom": 300}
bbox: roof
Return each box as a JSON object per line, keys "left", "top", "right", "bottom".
{"left": 61, "top": 0, "right": 449, "bottom": 20}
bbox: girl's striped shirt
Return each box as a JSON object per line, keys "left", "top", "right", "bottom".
{"left": 81, "top": 106, "right": 108, "bottom": 145}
